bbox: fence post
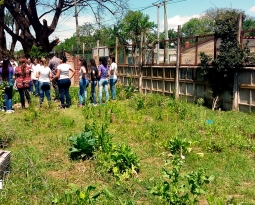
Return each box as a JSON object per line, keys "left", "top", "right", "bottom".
{"left": 139, "top": 32, "right": 143, "bottom": 93}
{"left": 175, "top": 25, "right": 181, "bottom": 100}
{"left": 115, "top": 37, "right": 118, "bottom": 64}
{"left": 232, "top": 13, "right": 242, "bottom": 111}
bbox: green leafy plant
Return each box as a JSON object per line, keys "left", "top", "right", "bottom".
{"left": 68, "top": 131, "right": 97, "bottom": 160}
{"left": 0, "top": 81, "right": 8, "bottom": 108}
{"left": 52, "top": 183, "right": 114, "bottom": 205}
{"left": 150, "top": 156, "right": 214, "bottom": 204}
{"left": 166, "top": 136, "right": 192, "bottom": 155}
{"left": 168, "top": 99, "right": 188, "bottom": 120}
{"left": 124, "top": 77, "right": 136, "bottom": 99}
{"left": 97, "top": 144, "right": 140, "bottom": 180}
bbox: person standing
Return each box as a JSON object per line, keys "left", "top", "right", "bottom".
{"left": 52, "top": 56, "right": 75, "bottom": 109}
{"left": 26, "top": 58, "right": 34, "bottom": 94}
{"left": 90, "top": 59, "right": 98, "bottom": 105}
{"left": 78, "top": 58, "right": 88, "bottom": 107}
{"left": 98, "top": 57, "right": 109, "bottom": 104}
{"left": 10, "top": 57, "right": 18, "bottom": 71}
{"left": 0, "top": 58, "right": 14, "bottom": 113}
{"left": 31, "top": 58, "right": 40, "bottom": 96}
{"left": 15, "top": 58, "right": 31, "bottom": 109}
{"left": 108, "top": 56, "right": 118, "bottom": 101}
{"left": 48, "top": 51, "right": 60, "bottom": 102}
{"left": 36, "top": 58, "right": 52, "bottom": 108}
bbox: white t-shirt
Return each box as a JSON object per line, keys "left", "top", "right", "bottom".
{"left": 109, "top": 62, "right": 117, "bottom": 79}
{"left": 57, "top": 63, "right": 71, "bottom": 80}
{"left": 37, "top": 66, "right": 51, "bottom": 82}
{"left": 31, "top": 64, "right": 41, "bottom": 80}
{"left": 79, "top": 66, "right": 87, "bottom": 79}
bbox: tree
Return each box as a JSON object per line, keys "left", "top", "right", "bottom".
{"left": 182, "top": 17, "right": 214, "bottom": 37}
{"left": 2, "top": 0, "right": 128, "bottom": 57}
{"left": 119, "top": 10, "right": 156, "bottom": 46}
{"left": 198, "top": 9, "right": 255, "bottom": 110}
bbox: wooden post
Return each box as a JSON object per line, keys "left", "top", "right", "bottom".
{"left": 139, "top": 32, "right": 143, "bottom": 93}
{"left": 175, "top": 25, "right": 181, "bottom": 100}
{"left": 232, "top": 13, "right": 242, "bottom": 111}
{"left": 218, "top": 108, "right": 221, "bottom": 116}
{"left": 115, "top": 37, "right": 118, "bottom": 64}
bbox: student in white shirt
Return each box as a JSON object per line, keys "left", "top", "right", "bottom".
{"left": 52, "top": 56, "right": 75, "bottom": 108}
{"left": 36, "top": 58, "right": 52, "bottom": 108}
{"left": 31, "top": 58, "right": 40, "bottom": 95}
{"left": 108, "top": 56, "right": 118, "bottom": 100}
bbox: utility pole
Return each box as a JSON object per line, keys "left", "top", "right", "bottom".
{"left": 74, "top": 0, "right": 80, "bottom": 54}
{"left": 164, "top": 0, "right": 169, "bottom": 64}
{"left": 153, "top": 3, "right": 163, "bottom": 64}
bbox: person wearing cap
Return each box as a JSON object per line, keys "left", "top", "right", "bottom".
{"left": 48, "top": 51, "right": 60, "bottom": 102}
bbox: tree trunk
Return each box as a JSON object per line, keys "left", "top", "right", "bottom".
{"left": 0, "top": 5, "right": 7, "bottom": 59}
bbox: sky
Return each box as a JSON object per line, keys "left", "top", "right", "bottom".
{"left": 13, "top": 0, "right": 255, "bottom": 50}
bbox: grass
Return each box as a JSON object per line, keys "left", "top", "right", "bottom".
{"left": 0, "top": 87, "right": 255, "bottom": 204}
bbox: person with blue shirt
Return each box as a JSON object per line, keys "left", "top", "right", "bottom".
{"left": 0, "top": 58, "right": 14, "bottom": 113}
{"left": 98, "top": 57, "right": 109, "bottom": 104}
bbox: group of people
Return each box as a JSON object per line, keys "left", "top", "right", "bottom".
{"left": 78, "top": 56, "right": 118, "bottom": 107}
{"left": 0, "top": 53, "right": 118, "bottom": 113}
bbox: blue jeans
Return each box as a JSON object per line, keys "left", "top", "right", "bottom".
{"left": 4, "top": 86, "right": 13, "bottom": 110}
{"left": 29, "top": 81, "right": 33, "bottom": 92}
{"left": 98, "top": 79, "right": 109, "bottom": 104}
{"left": 39, "top": 82, "right": 51, "bottom": 105}
{"left": 91, "top": 81, "right": 97, "bottom": 104}
{"left": 58, "top": 78, "right": 71, "bottom": 107}
{"left": 33, "top": 80, "right": 39, "bottom": 95}
{"left": 79, "top": 78, "right": 88, "bottom": 105}
{"left": 110, "top": 78, "right": 117, "bottom": 100}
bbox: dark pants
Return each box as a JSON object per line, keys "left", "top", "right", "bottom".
{"left": 18, "top": 88, "right": 31, "bottom": 108}
{"left": 58, "top": 78, "right": 71, "bottom": 107}
{"left": 52, "top": 78, "right": 60, "bottom": 100}
{"left": 91, "top": 80, "right": 97, "bottom": 104}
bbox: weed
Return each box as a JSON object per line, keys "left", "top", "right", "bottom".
{"left": 150, "top": 156, "right": 214, "bottom": 204}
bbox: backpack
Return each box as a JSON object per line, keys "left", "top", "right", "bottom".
{"left": 91, "top": 66, "right": 99, "bottom": 80}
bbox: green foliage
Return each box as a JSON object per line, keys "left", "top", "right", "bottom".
{"left": 117, "top": 77, "right": 136, "bottom": 100}
{"left": 0, "top": 81, "right": 8, "bottom": 107}
{"left": 198, "top": 9, "right": 255, "bottom": 102}
{"left": 150, "top": 156, "right": 214, "bottom": 204}
{"left": 29, "top": 45, "right": 48, "bottom": 59}
{"left": 120, "top": 10, "right": 156, "bottom": 46}
{"left": 68, "top": 131, "right": 97, "bottom": 160}
{"left": 166, "top": 136, "right": 192, "bottom": 155}
{"left": 97, "top": 144, "right": 140, "bottom": 180}
{"left": 167, "top": 99, "right": 188, "bottom": 120}
{"left": 182, "top": 17, "right": 214, "bottom": 37}
{"left": 52, "top": 183, "right": 113, "bottom": 205}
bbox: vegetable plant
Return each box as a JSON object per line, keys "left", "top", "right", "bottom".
{"left": 68, "top": 131, "right": 97, "bottom": 160}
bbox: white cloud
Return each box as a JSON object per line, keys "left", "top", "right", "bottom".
{"left": 248, "top": 6, "right": 255, "bottom": 13}
{"left": 159, "top": 14, "right": 200, "bottom": 31}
